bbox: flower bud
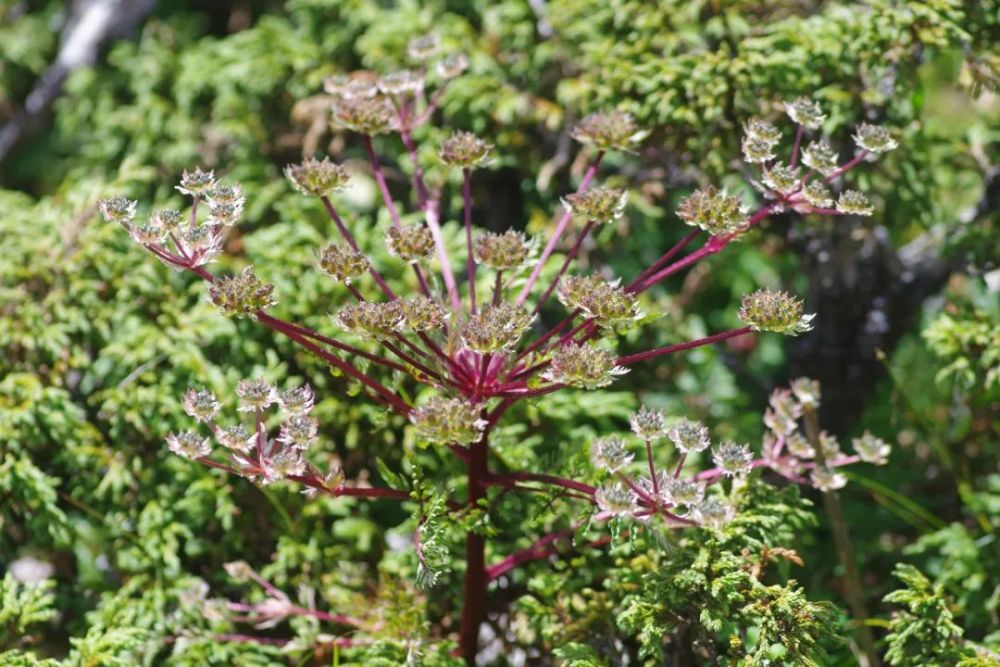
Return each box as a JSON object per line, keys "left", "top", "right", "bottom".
{"left": 853, "top": 123, "right": 898, "bottom": 153}
{"left": 745, "top": 117, "right": 782, "bottom": 145}
{"left": 208, "top": 267, "right": 276, "bottom": 317}
{"left": 398, "top": 296, "right": 449, "bottom": 332}
{"left": 852, "top": 431, "right": 891, "bottom": 465}
{"left": 461, "top": 303, "right": 533, "bottom": 353}
{"left": 563, "top": 187, "right": 628, "bottom": 224}
{"left": 166, "top": 431, "right": 212, "bottom": 459}
{"left": 738, "top": 289, "right": 815, "bottom": 335}
{"left": 99, "top": 195, "right": 138, "bottom": 224}
{"left": 667, "top": 419, "right": 711, "bottom": 454}
{"left": 695, "top": 497, "right": 735, "bottom": 529}
{"left": 591, "top": 435, "right": 634, "bottom": 473}
{"left": 128, "top": 223, "right": 166, "bottom": 245}
{"left": 206, "top": 184, "right": 245, "bottom": 226}
{"left": 801, "top": 141, "right": 839, "bottom": 176}
{"left": 319, "top": 244, "right": 370, "bottom": 283}
{"left": 182, "top": 388, "right": 220, "bottom": 423}
{"left": 267, "top": 448, "right": 306, "bottom": 479}
{"left": 677, "top": 186, "right": 749, "bottom": 236}
{"left": 177, "top": 167, "right": 219, "bottom": 197}
{"left": 835, "top": 190, "right": 874, "bottom": 216}
{"left": 629, "top": 405, "right": 667, "bottom": 441}
{"left": 217, "top": 424, "right": 255, "bottom": 452}
{"left": 556, "top": 275, "right": 642, "bottom": 327}
{"left": 410, "top": 396, "right": 487, "bottom": 446}
{"left": 387, "top": 224, "right": 435, "bottom": 263}
{"left": 540, "top": 343, "right": 629, "bottom": 389}
{"left": 177, "top": 225, "right": 224, "bottom": 265}
{"left": 785, "top": 98, "right": 826, "bottom": 129}
{"left": 439, "top": 131, "right": 493, "bottom": 168}
{"left": 810, "top": 466, "right": 846, "bottom": 492}
{"left": 571, "top": 110, "right": 647, "bottom": 152}
{"left": 761, "top": 164, "right": 802, "bottom": 195}
{"left": 236, "top": 378, "right": 277, "bottom": 412}
{"left": 764, "top": 388, "right": 800, "bottom": 437}
{"left": 801, "top": 181, "right": 834, "bottom": 209}
{"left": 331, "top": 96, "right": 396, "bottom": 135}
{"left": 474, "top": 230, "right": 530, "bottom": 270}
{"left": 712, "top": 441, "right": 753, "bottom": 477}
{"left": 594, "top": 482, "right": 637, "bottom": 516}
{"left": 278, "top": 414, "right": 318, "bottom": 450}
{"left": 279, "top": 385, "right": 315, "bottom": 415}
{"left": 224, "top": 560, "right": 254, "bottom": 582}
{"left": 285, "top": 157, "right": 351, "bottom": 197}
{"left": 786, "top": 432, "right": 814, "bottom": 458}
{"left": 323, "top": 75, "right": 379, "bottom": 100}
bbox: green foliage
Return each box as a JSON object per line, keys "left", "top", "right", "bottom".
{"left": 0, "top": 574, "right": 56, "bottom": 651}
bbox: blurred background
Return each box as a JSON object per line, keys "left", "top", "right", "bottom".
{"left": 1, "top": 0, "right": 996, "bottom": 664}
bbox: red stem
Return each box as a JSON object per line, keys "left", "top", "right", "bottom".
{"left": 789, "top": 125, "right": 804, "bottom": 168}
{"left": 617, "top": 327, "right": 753, "bottom": 366}
{"left": 626, "top": 229, "right": 701, "bottom": 291}
{"left": 458, "top": 430, "right": 489, "bottom": 663}
{"left": 463, "top": 168, "right": 477, "bottom": 313}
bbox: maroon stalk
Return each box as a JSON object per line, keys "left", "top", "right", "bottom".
{"left": 617, "top": 327, "right": 753, "bottom": 366}
{"left": 459, "top": 424, "right": 490, "bottom": 663}
{"left": 463, "top": 167, "right": 477, "bottom": 313}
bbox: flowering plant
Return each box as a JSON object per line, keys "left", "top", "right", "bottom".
{"left": 103, "top": 42, "right": 898, "bottom": 662}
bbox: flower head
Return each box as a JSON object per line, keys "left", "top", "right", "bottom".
{"left": 285, "top": 157, "right": 351, "bottom": 197}
{"left": 407, "top": 33, "right": 440, "bottom": 60}
{"left": 217, "top": 424, "right": 255, "bottom": 452}
{"left": 127, "top": 222, "right": 166, "bottom": 245}
{"left": 177, "top": 224, "right": 224, "bottom": 264}
{"left": 151, "top": 209, "right": 184, "bottom": 230}
{"left": 208, "top": 267, "right": 276, "bottom": 317}
{"left": 336, "top": 301, "right": 405, "bottom": 339}
{"left": 853, "top": 123, "right": 898, "bottom": 153}
{"left": 836, "top": 190, "right": 874, "bottom": 216}
{"left": 166, "top": 431, "right": 212, "bottom": 459}
{"left": 742, "top": 135, "right": 777, "bottom": 164}
{"left": 278, "top": 415, "right": 319, "bottom": 450}
{"left": 266, "top": 448, "right": 307, "bottom": 480}
{"left": 665, "top": 477, "right": 705, "bottom": 508}
{"left": 177, "top": 167, "right": 219, "bottom": 197}
{"left": 745, "top": 117, "right": 782, "bottom": 144}
{"left": 319, "top": 244, "right": 370, "bottom": 283}
{"left": 182, "top": 388, "right": 220, "bottom": 423}
{"left": 818, "top": 431, "right": 842, "bottom": 459}
{"left": 562, "top": 187, "right": 628, "bottom": 224}
{"left": 695, "top": 497, "right": 735, "bottom": 529}
{"left": 630, "top": 405, "right": 667, "bottom": 441}
{"left": 398, "top": 296, "right": 449, "bottom": 332}
{"left": 439, "top": 131, "right": 493, "bottom": 168}
{"left": 541, "top": 343, "right": 629, "bottom": 389}
{"left": 323, "top": 75, "right": 379, "bottom": 100}
{"left": 852, "top": 431, "right": 891, "bottom": 465}
{"left": 790, "top": 377, "right": 821, "bottom": 408}
{"left": 461, "top": 303, "right": 533, "bottom": 353}
{"left": 802, "top": 181, "right": 834, "bottom": 209}
{"left": 331, "top": 96, "right": 396, "bottom": 135}
{"left": 571, "top": 110, "right": 646, "bottom": 152}
{"left": 785, "top": 98, "right": 826, "bottom": 129}
{"left": 474, "top": 230, "right": 530, "bottom": 270}
{"left": 236, "top": 379, "right": 277, "bottom": 412}
{"left": 279, "top": 385, "right": 314, "bottom": 415}
{"left": 410, "top": 397, "right": 487, "bottom": 446}
{"left": 99, "top": 195, "right": 138, "bottom": 224}
{"left": 677, "top": 186, "right": 749, "bottom": 236}
{"left": 712, "top": 441, "right": 753, "bottom": 477}
{"left": 801, "top": 141, "right": 839, "bottom": 176}
{"left": 591, "top": 435, "right": 634, "bottom": 473}
{"left": 763, "top": 388, "right": 801, "bottom": 437}
{"left": 206, "top": 187, "right": 245, "bottom": 227}
{"left": 435, "top": 52, "right": 469, "bottom": 79}
{"left": 811, "top": 466, "right": 846, "bottom": 492}
{"left": 761, "top": 164, "right": 802, "bottom": 195}
{"left": 378, "top": 70, "right": 424, "bottom": 96}
{"left": 594, "top": 483, "right": 637, "bottom": 516}
{"left": 738, "top": 289, "right": 814, "bottom": 335}
{"left": 387, "top": 225, "right": 435, "bottom": 263}
{"left": 786, "top": 432, "right": 814, "bottom": 458}
{"left": 556, "top": 275, "right": 641, "bottom": 327}
{"left": 667, "top": 419, "right": 711, "bottom": 453}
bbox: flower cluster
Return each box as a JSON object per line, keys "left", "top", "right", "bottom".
{"left": 336, "top": 297, "right": 447, "bottom": 338}
{"left": 439, "top": 131, "right": 493, "bottom": 168}
{"left": 676, "top": 186, "right": 749, "bottom": 236}
{"left": 319, "top": 244, "right": 370, "bottom": 283}
{"left": 387, "top": 225, "right": 436, "bottom": 262}
{"left": 738, "top": 289, "right": 815, "bottom": 335}
{"left": 208, "top": 267, "right": 276, "bottom": 318}
{"left": 285, "top": 157, "right": 351, "bottom": 197}
{"left": 563, "top": 187, "right": 628, "bottom": 224}
{"left": 570, "top": 110, "right": 647, "bottom": 152}
{"left": 541, "top": 343, "right": 629, "bottom": 389}
{"left": 474, "top": 230, "right": 530, "bottom": 270}
{"left": 741, "top": 118, "right": 781, "bottom": 163}
{"left": 410, "top": 396, "right": 487, "bottom": 446}
{"left": 168, "top": 380, "right": 322, "bottom": 484}
{"left": 556, "top": 274, "right": 641, "bottom": 327}
{"left": 461, "top": 303, "right": 534, "bottom": 353}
